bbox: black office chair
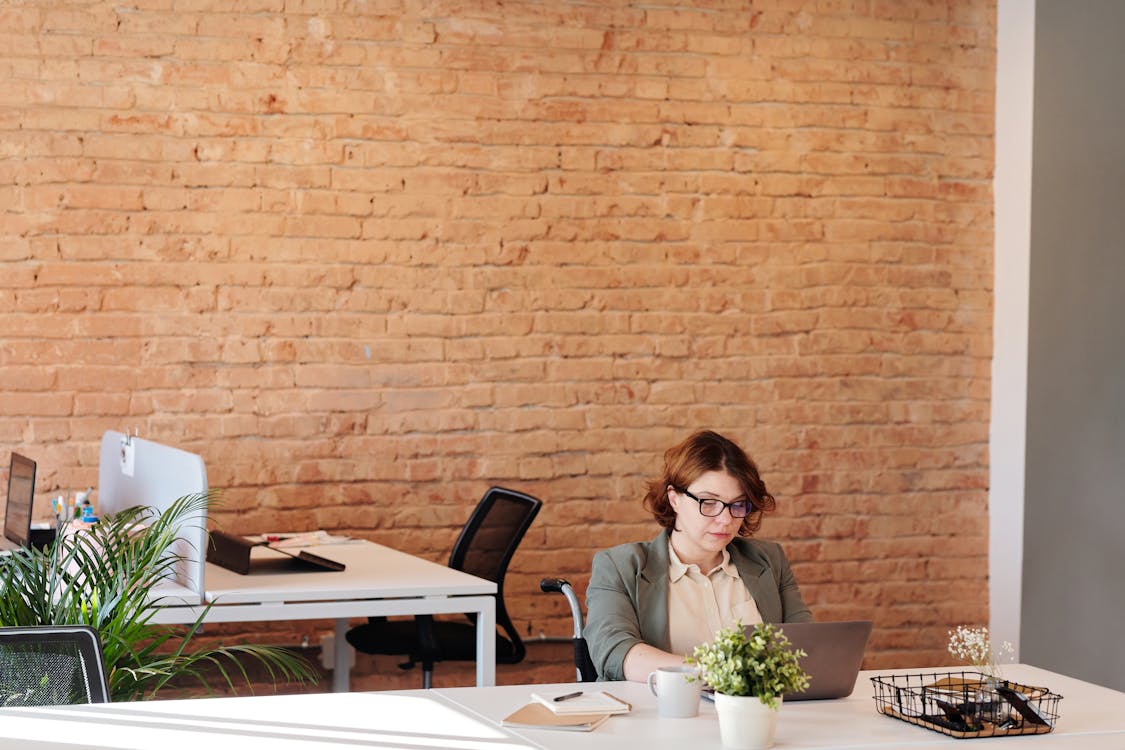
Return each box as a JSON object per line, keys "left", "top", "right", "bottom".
{"left": 539, "top": 578, "right": 597, "bottom": 682}
{"left": 0, "top": 625, "right": 111, "bottom": 706}
{"left": 346, "top": 486, "right": 542, "bottom": 688}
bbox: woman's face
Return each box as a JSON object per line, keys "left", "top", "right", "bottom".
{"left": 667, "top": 469, "right": 746, "bottom": 567}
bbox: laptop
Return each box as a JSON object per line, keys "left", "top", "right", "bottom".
{"left": 1, "top": 453, "right": 37, "bottom": 552}
{"left": 775, "top": 620, "right": 873, "bottom": 701}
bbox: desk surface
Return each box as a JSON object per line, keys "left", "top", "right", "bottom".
{"left": 148, "top": 539, "right": 499, "bottom": 690}
{"left": 0, "top": 691, "right": 532, "bottom": 750}
{"left": 444, "top": 663, "right": 1125, "bottom": 750}
{"left": 201, "top": 541, "right": 495, "bottom": 605}
{"left": 2, "top": 664, "right": 1122, "bottom": 750}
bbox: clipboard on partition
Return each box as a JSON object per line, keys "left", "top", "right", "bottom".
{"left": 207, "top": 529, "right": 345, "bottom": 574}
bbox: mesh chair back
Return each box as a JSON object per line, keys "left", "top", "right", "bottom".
{"left": 449, "top": 487, "right": 541, "bottom": 584}
{"left": 447, "top": 486, "right": 541, "bottom": 670}
{"left": 0, "top": 626, "right": 110, "bottom": 706}
{"left": 345, "top": 486, "right": 543, "bottom": 687}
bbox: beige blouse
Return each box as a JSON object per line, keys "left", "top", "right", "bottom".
{"left": 666, "top": 538, "right": 763, "bottom": 656}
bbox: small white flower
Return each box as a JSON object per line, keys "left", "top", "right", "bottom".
{"left": 948, "top": 625, "right": 1014, "bottom": 678}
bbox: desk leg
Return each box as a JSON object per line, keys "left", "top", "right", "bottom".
{"left": 333, "top": 618, "right": 351, "bottom": 693}
{"left": 476, "top": 598, "right": 496, "bottom": 687}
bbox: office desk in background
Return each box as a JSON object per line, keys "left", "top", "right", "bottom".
{"left": 148, "top": 540, "right": 497, "bottom": 691}
{"left": 2, "top": 664, "right": 1124, "bottom": 749}
{"left": 87, "top": 432, "right": 500, "bottom": 690}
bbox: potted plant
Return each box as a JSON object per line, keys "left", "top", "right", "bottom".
{"left": 689, "top": 622, "right": 809, "bottom": 750}
{"left": 0, "top": 492, "right": 318, "bottom": 702}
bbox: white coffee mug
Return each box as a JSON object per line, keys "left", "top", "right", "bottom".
{"left": 647, "top": 665, "right": 702, "bottom": 718}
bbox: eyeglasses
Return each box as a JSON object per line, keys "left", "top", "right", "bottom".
{"left": 677, "top": 487, "right": 752, "bottom": 518}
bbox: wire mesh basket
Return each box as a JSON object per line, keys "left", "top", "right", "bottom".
{"left": 871, "top": 671, "right": 1062, "bottom": 739}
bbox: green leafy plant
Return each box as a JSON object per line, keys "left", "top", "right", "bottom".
{"left": 0, "top": 492, "right": 318, "bottom": 701}
{"left": 688, "top": 622, "right": 810, "bottom": 709}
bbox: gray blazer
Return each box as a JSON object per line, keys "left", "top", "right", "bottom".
{"left": 585, "top": 530, "right": 813, "bottom": 681}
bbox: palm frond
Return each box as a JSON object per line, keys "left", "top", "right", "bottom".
{"left": 0, "top": 490, "right": 318, "bottom": 701}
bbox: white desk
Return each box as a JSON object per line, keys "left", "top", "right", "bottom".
{"left": 2, "top": 664, "right": 1123, "bottom": 749}
{"left": 148, "top": 541, "right": 498, "bottom": 691}
{"left": 437, "top": 664, "right": 1125, "bottom": 749}
{"left": 0, "top": 691, "right": 532, "bottom": 750}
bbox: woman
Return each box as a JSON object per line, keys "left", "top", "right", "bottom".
{"left": 585, "top": 430, "right": 812, "bottom": 681}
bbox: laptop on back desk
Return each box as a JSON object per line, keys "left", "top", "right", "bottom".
{"left": 1, "top": 453, "right": 36, "bottom": 553}
{"left": 772, "top": 620, "right": 873, "bottom": 701}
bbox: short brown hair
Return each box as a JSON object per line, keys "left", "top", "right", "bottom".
{"left": 642, "top": 430, "right": 776, "bottom": 536}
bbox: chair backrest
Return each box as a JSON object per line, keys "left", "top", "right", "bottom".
{"left": 0, "top": 625, "right": 110, "bottom": 705}
{"left": 449, "top": 486, "right": 542, "bottom": 584}
{"left": 448, "top": 487, "right": 542, "bottom": 657}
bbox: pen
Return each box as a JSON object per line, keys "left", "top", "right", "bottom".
{"left": 554, "top": 691, "right": 583, "bottom": 702}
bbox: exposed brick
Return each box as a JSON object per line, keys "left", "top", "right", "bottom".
{"left": 0, "top": 0, "right": 997, "bottom": 694}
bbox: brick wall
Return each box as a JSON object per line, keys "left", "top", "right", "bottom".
{"left": 1, "top": 0, "right": 996, "bottom": 691}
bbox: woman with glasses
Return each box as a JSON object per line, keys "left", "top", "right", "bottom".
{"left": 585, "top": 430, "right": 812, "bottom": 681}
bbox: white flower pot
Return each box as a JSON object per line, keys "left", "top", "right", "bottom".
{"left": 713, "top": 692, "right": 781, "bottom": 750}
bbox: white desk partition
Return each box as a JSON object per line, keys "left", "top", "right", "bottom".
{"left": 1, "top": 664, "right": 1123, "bottom": 749}
{"left": 97, "top": 430, "right": 208, "bottom": 606}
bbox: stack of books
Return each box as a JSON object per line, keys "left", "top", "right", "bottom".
{"left": 502, "top": 690, "right": 632, "bottom": 732}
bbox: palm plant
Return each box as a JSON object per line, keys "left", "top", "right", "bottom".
{"left": 0, "top": 492, "right": 318, "bottom": 701}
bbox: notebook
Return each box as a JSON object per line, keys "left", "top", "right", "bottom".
{"left": 503, "top": 691, "right": 631, "bottom": 733}
{"left": 529, "top": 690, "right": 631, "bottom": 715}
{"left": 0, "top": 453, "right": 36, "bottom": 553}
{"left": 501, "top": 703, "right": 613, "bottom": 732}
{"left": 773, "top": 620, "right": 873, "bottom": 701}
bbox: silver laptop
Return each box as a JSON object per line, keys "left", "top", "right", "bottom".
{"left": 1, "top": 453, "right": 36, "bottom": 552}
{"left": 775, "top": 620, "right": 873, "bottom": 701}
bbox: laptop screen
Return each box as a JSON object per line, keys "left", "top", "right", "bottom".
{"left": 5, "top": 453, "right": 36, "bottom": 547}
{"left": 774, "top": 620, "right": 873, "bottom": 700}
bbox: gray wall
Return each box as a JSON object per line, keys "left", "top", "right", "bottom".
{"left": 1023, "top": 0, "right": 1125, "bottom": 690}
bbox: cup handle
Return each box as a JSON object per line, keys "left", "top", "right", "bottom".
{"left": 647, "top": 671, "right": 659, "bottom": 696}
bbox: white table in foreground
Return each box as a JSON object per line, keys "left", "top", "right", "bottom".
{"left": 1, "top": 664, "right": 1123, "bottom": 750}
{"left": 149, "top": 540, "right": 497, "bottom": 691}
{"left": 0, "top": 691, "right": 532, "bottom": 750}
{"left": 437, "top": 664, "right": 1125, "bottom": 749}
